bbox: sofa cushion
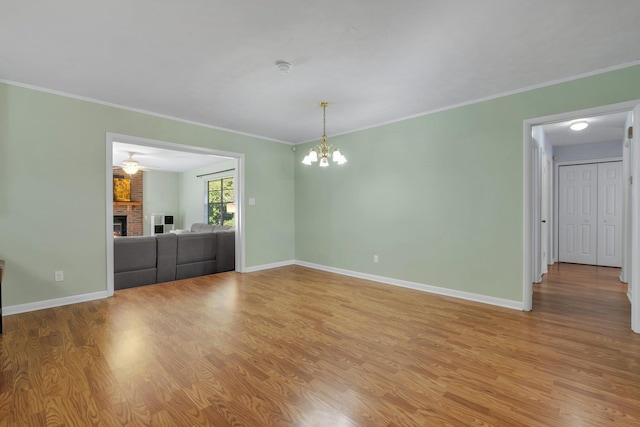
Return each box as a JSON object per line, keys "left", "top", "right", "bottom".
{"left": 190, "top": 223, "right": 216, "bottom": 233}
{"left": 113, "top": 236, "right": 157, "bottom": 273}
{"left": 176, "top": 260, "right": 216, "bottom": 280}
{"left": 215, "top": 230, "right": 235, "bottom": 272}
{"left": 156, "top": 233, "right": 177, "bottom": 283}
{"left": 115, "top": 269, "right": 157, "bottom": 290}
{"left": 177, "top": 233, "right": 217, "bottom": 264}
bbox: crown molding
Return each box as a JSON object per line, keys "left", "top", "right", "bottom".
{"left": 0, "top": 78, "right": 294, "bottom": 145}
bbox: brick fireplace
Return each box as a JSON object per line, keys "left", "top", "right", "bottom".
{"left": 113, "top": 167, "right": 143, "bottom": 236}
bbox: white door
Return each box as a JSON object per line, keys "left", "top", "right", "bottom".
{"left": 597, "top": 162, "right": 623, "bottom": 267}
{"left": 559, "top": 164, "right": 598, "bottom": 264}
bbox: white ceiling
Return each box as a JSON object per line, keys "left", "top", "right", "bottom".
{"left": 113, "top": 142, "right": 230, "bottom": 172}
{"left": 540, "top": 111, "right": 629, "bottom": 147}
{"left": 1, "top": 1, "right": 640, "bottom": 144}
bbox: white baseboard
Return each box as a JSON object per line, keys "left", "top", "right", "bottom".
{"left": 244, "top": 259, "right": 295, "bottom": 273}
{"left": 3, "top": 291, "right": 110, "bottom": 316}
{"left": 2, "top": 261, "right": 522, "bottom": 316}
{"left": 295, "top": 260, "right": 524, "bottom": 311}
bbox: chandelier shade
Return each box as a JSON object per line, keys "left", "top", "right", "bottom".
{"left": 302, "top": 102, "right": 347, "bottom": 167}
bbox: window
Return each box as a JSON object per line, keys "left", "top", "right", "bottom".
{"left": 207, "top": 177, "right": 234, "bottom": 226}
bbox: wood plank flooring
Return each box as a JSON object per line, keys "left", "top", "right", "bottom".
{"left": 1, "top": 263, "right": 639, "bottom": 426}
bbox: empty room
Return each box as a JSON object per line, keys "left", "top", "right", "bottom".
{"left": 1, "top": 1, "right": 640, "bottom": 425}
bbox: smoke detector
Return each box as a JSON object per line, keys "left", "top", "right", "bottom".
{"left": 275, "top": 61, "right": 292, "bottom": 74}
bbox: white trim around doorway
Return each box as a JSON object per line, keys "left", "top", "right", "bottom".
{"left": 105, "top": 133, "right": 246, "bottom": 297}
{"left": 523, "top": 100, "right": 638, "bottom": 327}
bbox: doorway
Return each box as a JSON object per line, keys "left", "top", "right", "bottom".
{"left": 523, "top": 100, "right": 640, "bottom": 333}
{"left": 105, "top": 133, "right": 246, "bottom": 297}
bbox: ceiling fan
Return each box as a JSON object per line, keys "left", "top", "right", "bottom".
{"left": 113, "top": 152, "right": 148, "bottom": 175}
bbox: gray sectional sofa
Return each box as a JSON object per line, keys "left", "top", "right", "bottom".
{"left": 114, "top": 224, "right": 235, "bottom": 290}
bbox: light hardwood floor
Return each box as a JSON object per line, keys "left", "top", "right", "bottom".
{"left": 1, "top": 264, "right": 639, "bottom": 426}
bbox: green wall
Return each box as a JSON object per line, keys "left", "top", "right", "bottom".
{"left": 143, "top": 170, "right": 181, "bottom": 234}
{"left": 0, "top": 83, "right": 295, "bottom": 306}
{"left": 2, "top": 64, "right": 640, "bottom": 309}
{"left": 295, "top": 65, "right": 640, "bottom": 302}
{"left": 179, "top": 159, "right": 237, "bottom": 229}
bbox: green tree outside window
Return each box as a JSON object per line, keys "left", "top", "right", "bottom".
{"left": 207, "top": 177, "right": 234, "bottom": 226}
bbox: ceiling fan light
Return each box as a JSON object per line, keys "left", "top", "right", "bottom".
{"left": 122, "top": 164, "right": 139, "bottom": 175}
{"left": 121, "top": 152, "right": 141, "bottom": 174}
{"left": 570, "top": 121, "right": 588, "bottom": 131}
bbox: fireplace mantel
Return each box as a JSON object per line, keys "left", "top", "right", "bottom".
{"left": 113, "top": 201, "right": 142, "bottom": 207}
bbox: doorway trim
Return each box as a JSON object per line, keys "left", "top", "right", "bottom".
{"left": 106, "top": 132, "right": 246, "bottom": 297}
{"left": 523, "top": 100, "right": 639, "bottom": 333}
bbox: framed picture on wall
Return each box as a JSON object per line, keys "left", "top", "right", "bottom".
{"left": 113, "top": 176, "right": 131, "bottom": 202}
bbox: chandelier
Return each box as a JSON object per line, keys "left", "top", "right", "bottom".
{"left": 302, "top": 102, "right": 347, "bottom": 167}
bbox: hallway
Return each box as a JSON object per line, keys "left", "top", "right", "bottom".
{"left": 534, "top": 262, "right": 630, "bottom": 330}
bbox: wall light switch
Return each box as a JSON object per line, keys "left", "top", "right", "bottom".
{"left": 249, "top": 198, "right": 256, "bottom": 205}
{"left": 373, "top": 255, "right": 379, "bottom": 263}
{"left": 55, "top": 271, "right": 64, "bottom": 282}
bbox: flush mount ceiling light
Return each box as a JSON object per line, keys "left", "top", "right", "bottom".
{"left": 570, "top": 120, "right": 589, "bottom": 131}
{"left": 302, "top": 102, "right": 347, "bottom": 167}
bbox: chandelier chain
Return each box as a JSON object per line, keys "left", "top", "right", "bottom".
{"left": 320, "top": 101, "right": 328, "bottom": 139}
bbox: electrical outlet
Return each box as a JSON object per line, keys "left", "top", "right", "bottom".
{"left": 54, "top": 271, "right": 64, "bottom": 282}
{"left": 373, "top": 255, "right": 379, "bottom": 263}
